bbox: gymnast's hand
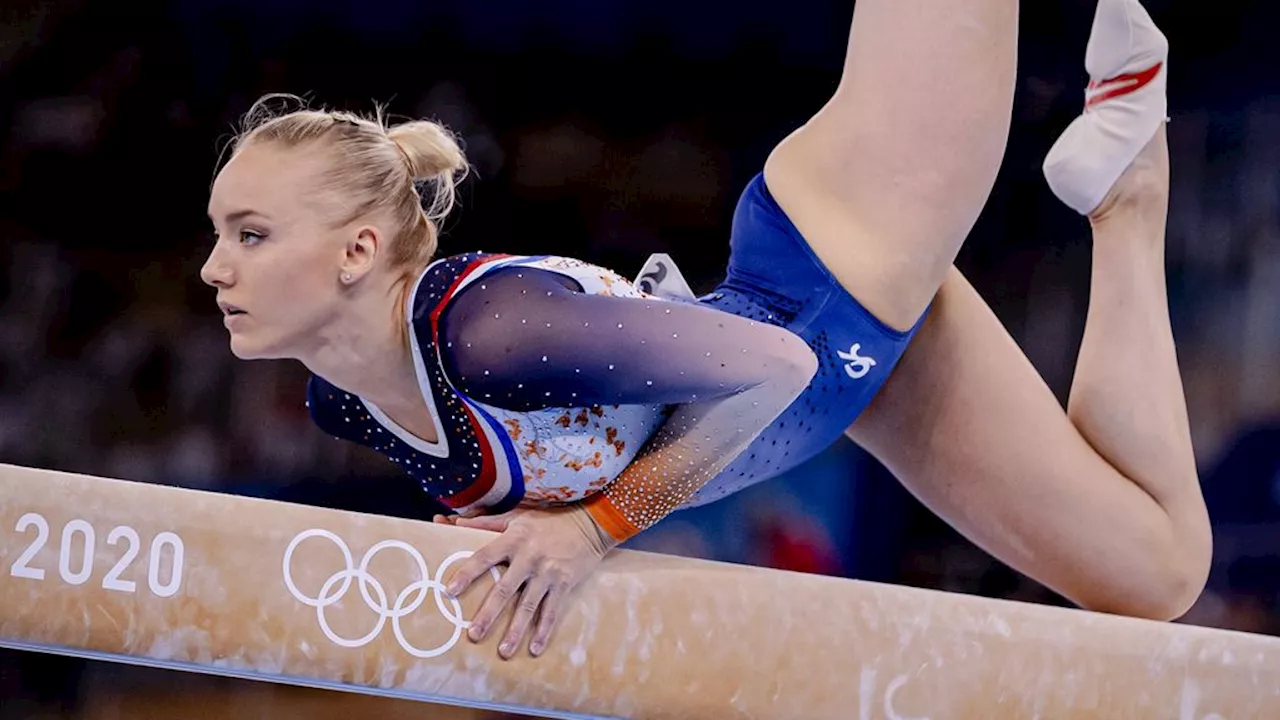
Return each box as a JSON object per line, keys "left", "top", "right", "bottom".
{"left": 435, "top": 504, "right": 614, "bottom": 659}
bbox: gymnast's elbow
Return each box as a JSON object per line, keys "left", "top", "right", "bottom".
{"left": 765, "top": 327, "right": 819, "bottom": 396}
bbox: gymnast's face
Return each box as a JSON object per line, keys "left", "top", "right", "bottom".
{"left": 202, "top": 143, "right": 352, "bottom": 361}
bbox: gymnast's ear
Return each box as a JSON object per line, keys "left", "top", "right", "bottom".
{"left": 338, "top": 224, "right": 385, "bottom": 285}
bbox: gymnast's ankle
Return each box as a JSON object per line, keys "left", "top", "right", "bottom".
{"left": 1087, "top": 127, "right": 1169, "bottom": 231}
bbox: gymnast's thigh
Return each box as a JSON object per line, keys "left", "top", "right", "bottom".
{"left": 759, "top": 0, "right": 1018, "bottom": 332}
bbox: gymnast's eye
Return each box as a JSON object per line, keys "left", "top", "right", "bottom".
{"left": 239, "top": 229, "right": 266, "bottom": 246}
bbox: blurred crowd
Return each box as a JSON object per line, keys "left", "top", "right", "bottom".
{"left": 2, "top": 0, "right": 1280, "bottom": 715}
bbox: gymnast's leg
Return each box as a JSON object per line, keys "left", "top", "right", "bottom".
{"left": 846, "top": 2, "right": 1211, "bottom": 619}
{"left": 848, "top": 129, "right": 1210, "bottom": 620}
{"left": 763, "top": 0, "right": 1018, "bottom": 331}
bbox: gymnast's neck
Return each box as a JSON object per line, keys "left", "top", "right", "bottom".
{"left": 295, "top": 267, "right": 420, "bottom": 410}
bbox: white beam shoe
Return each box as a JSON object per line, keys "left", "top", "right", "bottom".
{"left": 1042, "top": 0, "right": 1170, "bottom": 216}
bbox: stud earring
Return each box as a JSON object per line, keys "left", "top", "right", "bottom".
{"left": 342, "top": 272, "right": 353, "bottom": 283}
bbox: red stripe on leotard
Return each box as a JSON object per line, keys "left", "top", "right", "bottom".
{"left": 429, "top": 255, "right": 516, "bottom": 510}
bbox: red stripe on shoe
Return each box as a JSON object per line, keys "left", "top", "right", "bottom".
{"left": 1085, "top": 62, "right": 1162, "bottom": 108}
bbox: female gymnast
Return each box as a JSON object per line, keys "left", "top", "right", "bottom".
{"left": 203, "top": 0, "right": 1211, "bottom": 660}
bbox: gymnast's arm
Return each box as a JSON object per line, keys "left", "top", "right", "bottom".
{"left": 438, "top": 265, "right": 819, "bottom": 542}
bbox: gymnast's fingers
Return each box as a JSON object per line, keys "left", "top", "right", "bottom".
{"left": 529, "top": 582, "right": 568, "bottom": 657}
{"left": 452, "top": 514, "right": 515, "bottom": 533}
{"left": 467, "top": 555, "right": 530, "bottom": 643}
{"left": 499, "top": 576, "right": 550, "bottom": 660}
{"left": 446, "top": 535, "right": 511, "bottom": 599}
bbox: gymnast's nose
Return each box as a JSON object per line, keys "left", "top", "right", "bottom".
{"left": 200, "top": 242, "right": 235, "bottom": 289}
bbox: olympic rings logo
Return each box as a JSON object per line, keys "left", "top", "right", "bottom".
{"left": 282, "top": 529, "right": 500, "bottom": 658}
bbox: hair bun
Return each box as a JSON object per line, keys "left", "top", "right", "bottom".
{"left": 388, "top": 121, "right": 466, "bottom": 180}
{"left": 388, "top": 121, "right": 468, "bottom": 224}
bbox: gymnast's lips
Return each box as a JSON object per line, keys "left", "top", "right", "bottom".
{"left": 217, "top": 301, "right": 247, "bottom": 317}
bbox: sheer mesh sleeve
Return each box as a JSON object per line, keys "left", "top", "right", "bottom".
{"left": 437, "top": 265, "right": 818, "bottom": 542}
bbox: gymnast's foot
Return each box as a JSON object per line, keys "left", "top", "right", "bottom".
{"left": 1043, "top": 0, "right": 1169, "bottom": 217}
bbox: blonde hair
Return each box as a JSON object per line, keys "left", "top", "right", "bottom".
{"left": 228, "top": 94, "right": 468, "bottom": 273}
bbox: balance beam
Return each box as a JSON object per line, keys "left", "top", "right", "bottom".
{"left": 1, "top": 462, "right": 1276, "bottom": 719}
